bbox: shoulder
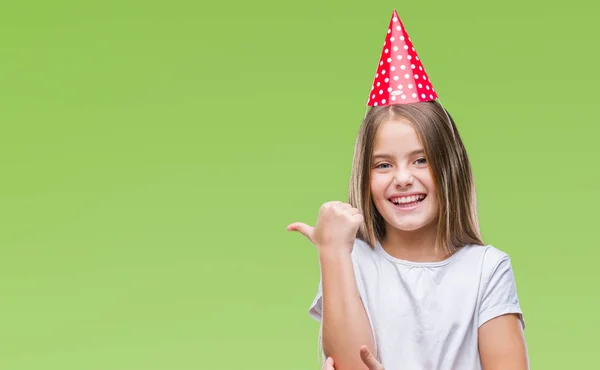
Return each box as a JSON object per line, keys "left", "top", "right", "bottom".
{"left": 458, "top": 244, "right": 511, "bottom": 268}
{"left": 480, "top": 244, "right": 513, "bottom": 274}
{"left": 450, "top": 244, "right": 516, "bottom": 286}
{"left": 348, "top": 238, "right": 379, "bottom": 271}
{"left": 351, "top": 238, "right": 375, "bottom": 254}
{"left": 350, "top": 238, "right": 379, "bottom": 262}
{"left": 462, "top": 244, "right": 519, "bottom": 292}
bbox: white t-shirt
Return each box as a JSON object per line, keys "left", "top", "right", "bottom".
{"left": 309, "top": 238, "right": 524, "bottom": 370}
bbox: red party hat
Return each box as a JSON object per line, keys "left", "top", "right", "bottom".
{"left": 367, "top": 10, "right": 438, "bottom": 106}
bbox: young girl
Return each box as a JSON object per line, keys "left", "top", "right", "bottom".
{"left": 287, "top": 9, "right": 529, "bottom": 370}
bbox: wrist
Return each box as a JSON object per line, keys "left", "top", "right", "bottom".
{"left": 318, "top": 246, "right": 353, "bottom": 263}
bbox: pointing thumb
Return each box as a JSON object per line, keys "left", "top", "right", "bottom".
{"left": 286, "top": 222, "right": 315, "bottom": 243}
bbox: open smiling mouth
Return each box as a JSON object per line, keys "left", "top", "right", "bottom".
{"left": 388, "top": 194, "right": 427, "bottom": 209}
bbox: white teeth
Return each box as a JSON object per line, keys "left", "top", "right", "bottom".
{"left": 392, "top": 195, "right": 425, "bottom": 204}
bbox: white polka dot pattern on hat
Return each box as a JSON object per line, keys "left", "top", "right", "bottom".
{"left": 367, "top": 10, "right": 438, "bottom": 106}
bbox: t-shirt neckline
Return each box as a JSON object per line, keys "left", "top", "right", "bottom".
{"left": 374, "top": 240, "right": 467, "bottom": 267}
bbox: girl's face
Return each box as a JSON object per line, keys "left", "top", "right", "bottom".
{"left": 370, "top": 118, "right": 439, "bottom": 233}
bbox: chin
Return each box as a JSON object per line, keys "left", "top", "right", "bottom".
{"left": 387, "top": 218, "right": 434, "bottom": 232}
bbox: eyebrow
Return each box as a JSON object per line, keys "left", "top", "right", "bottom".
{"left": 373, "top": 149, "right": 425, "bottom": 160}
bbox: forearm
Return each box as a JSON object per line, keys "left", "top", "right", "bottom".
{"left": 320, "top": 249, "right": 376, "bottom": 370}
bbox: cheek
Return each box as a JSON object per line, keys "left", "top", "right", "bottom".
{"left": 428, "top": 193, "right": 439, "bottom": 209}
{"left": 370, "top": 174, "right": 389, "bottom": 197}
{"left": 421, "top": 173, "right": 437, "bottom": 194}
{"left": 425, "top": 188, "right": 440, "bottom": 214}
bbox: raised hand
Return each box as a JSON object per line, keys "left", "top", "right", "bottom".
{"left": 287, "top": 201, "right": 363, "bottom": 255}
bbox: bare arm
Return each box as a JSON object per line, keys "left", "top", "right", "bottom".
{"left": 478, "top": 313, "right": 529, "bottom": 370}
{"left": 320, "top": 250, "right": 376, "bottom": 370}
{"left": 288, "top": 201, "right": 376, "bottom": 370}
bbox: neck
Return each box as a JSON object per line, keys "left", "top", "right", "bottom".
{"left": 381, "top": 222, "right": 449, "bottom": 262}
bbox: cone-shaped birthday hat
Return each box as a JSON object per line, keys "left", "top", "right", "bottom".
{"left": 367, "top": 10, "right": 438, "bottom": 106}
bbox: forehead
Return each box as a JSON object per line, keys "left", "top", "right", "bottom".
{"left": 373, "top": 118, "right": 423, "bottom": 152}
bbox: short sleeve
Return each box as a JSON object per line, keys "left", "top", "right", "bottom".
{"left": 478, "top": 255, "right": 525, "bottom": 329}
{"left": 308, "top": 278, "right": 323, "bottom": 322}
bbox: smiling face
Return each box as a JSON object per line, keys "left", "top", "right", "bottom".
{"left": 349, "top": 102, "right": 482, "bottom": 253}
{"left": 370, "top": 117, "right": 439, "bottom": 233}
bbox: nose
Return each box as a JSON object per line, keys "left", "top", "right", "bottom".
{"left": 393, "top": 166, "right": 414, "bottom": 187}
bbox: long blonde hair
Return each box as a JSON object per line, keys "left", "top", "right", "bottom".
{"left": 317, "top": 101, "right": 484, "bottom": 364}
{"left": 349, "top": 100, "right": 484, "bottom": 254}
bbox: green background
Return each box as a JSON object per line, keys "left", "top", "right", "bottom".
{"left": 1, "top": 0, "right": 597, "bottom": 369}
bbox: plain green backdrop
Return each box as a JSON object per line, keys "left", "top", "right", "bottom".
{"left": 1, "top": 0, "right": 598, "bottom": 369}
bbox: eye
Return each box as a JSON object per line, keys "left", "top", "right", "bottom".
{"left": 375, "top": 163, "right": 392, "bottom": 169}
{"left": 414, "top": 157, "right": 427, "bottom": 165}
